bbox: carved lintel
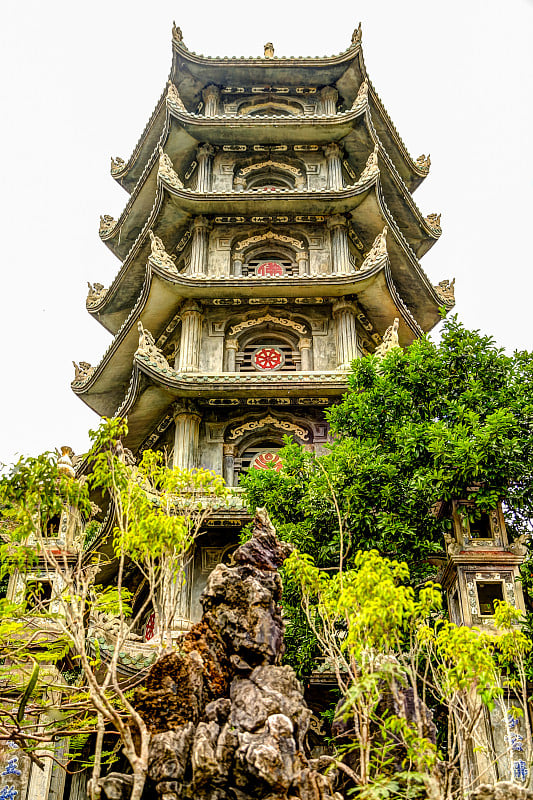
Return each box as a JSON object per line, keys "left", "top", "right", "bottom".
{"left": 229, "top": 314, "right": 307, "bottom": 337}
{"left": 434, "top": 278, "right": 455, "bottom": 305}
{"left": 110, "top": 156, "right": 125, "bottom": 175}
{"left": 72, "top": 361, "right": 94, "bottom": 384}
{"left": 86, "top": 282, "right": 107, "bottom": 307}
{"left": 351, "top": 80, "right": 368, "bottom": 111}
{"left": 234, "top": 230, "right": 304, "bottom": 252}
{"left": 351, "top": 22, "right": 362, "bottom": 45}
{"left": 99, "top": 215, "right": 116, "bottom": 236}
{"left": 360, "top": 226, "right": 388, "bottom": 271}
{"left": 374, "top": 318, "right": 400, "bottom": 359}
{"left": 158, "top": 146, "right": 183, "bottom": 189}
{"left": 166, "top": 81, "right": 186, "bottom": 112}
{"left": 416, "top": 154, "right": 431, "bottom": 172}
{"left": 238, "top": 160, "right": 302, "bottom": 178}
{"left": 229, "top": 413, "right": 308, "bottom": 441}
{"left": 148, "top": 229, "right": 178, "bottom": 272}
{"left": 356, "top": 143, "right": 379, "bottom": 184}
{"left": 425, "top": 212, "right": 442, "bottom": 232}
{"left": 136, "top": 321, "right": 171, "bottom": 370}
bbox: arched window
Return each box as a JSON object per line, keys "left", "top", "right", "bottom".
{"left": 236, "top": 331, "right": 300, "bottom": 372}
{"left": 243, "top": 245, "right": 296, "bottom": 277}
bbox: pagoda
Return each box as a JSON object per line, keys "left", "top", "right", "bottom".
{"left": 73, "top": 23, "right": 453, "bottom": 627}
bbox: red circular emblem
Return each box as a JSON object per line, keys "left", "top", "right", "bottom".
{"left": 257, "top": 261, "right": 284, "bottom": 277}
{"left": 251, "top": 452, "right": 283, "bottom": 472}
{"left": 252, "top": 346, "right": 284, "bottom": 370}
{"left": 144, "top": 611, "right": 156, "bottom": 641}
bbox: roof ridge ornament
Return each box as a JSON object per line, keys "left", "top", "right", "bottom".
{"left": 360, "top": 226, "right": 388, "bottom": 271}
{"left": 166, "top": 81, "right": 186, "bottom": 112}
{"left": 425, "top": 212, "right": 442, "bottom": 232}
{"left": 136, "top": 321, "right": 171, "bottom": 370}
{"left": 157, "top": 146, "right": 183, "bottom": 189}
{"left": 351, "top": 23, "right": 362, "bottom": 46}
{"left": 415, "top": 153, "right": 431, "bottom": 172}
{"left": 374, "top": 318, "right": 400, "bottom": 359}
{"left": 356, "top": 143, "right": 379, "bottom": 184}
{"left": 72, "top": 361, "right": 94, "bottom": 385}
{"left": 99, "top": 214, "right": 116, "bottom": 236}
{"left": 434, "top": 278, "right": 455, "bottom": 305}
{"left": 148, "top": 229, "right": 178, "bottom": 272}
{"left": 172, "top": 22, "right": 183, "bottom": 43}
{"left": 351, "top": 80, "right": 368, "bottom": 110}
{"left": 110, "top": 156, "right": 125, "bottom": 175}
{"left": 86, "top": 282, "right": 107, "bottom": 307}
{"left": 264, "top": 42, "right": 274, "bottom": 59}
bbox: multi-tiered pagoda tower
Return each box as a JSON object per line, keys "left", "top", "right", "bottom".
{"left": 73, "top": 24, "right": 453, "bottom": 625}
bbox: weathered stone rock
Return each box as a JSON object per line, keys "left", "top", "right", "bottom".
{"left": 98, "top": 773, "right": 134, "bottom": 800}
{"left": 148, "top": 724, "right": 194, "bottom": 782}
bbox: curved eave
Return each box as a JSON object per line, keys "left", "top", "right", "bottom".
{"left": 73, "top": 256, "right": 435, "bottom": 420}
{"left": 102, "top": 105, "right": 437, "bottom": 264}
{"left": 92, "top": 176, "right": 443, "bottom": 332}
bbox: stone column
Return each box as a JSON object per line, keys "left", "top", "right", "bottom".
{"left": 333, "top": 299, "right": 359, "bottom": 369}
{"left": 299, "top": 337, "right": 313, "bottom": 371}
{"left": 189, "top": 216, "right": 210, "bottom": 275}
{"left": 223, "top": 443, "right": 237, "bottom": 486}
{"left": 320, "top": 86, "right": 338, "bottom": 116}
{"left": 202, "top": 84, "right": 220, "bottom": 117}
{"left": 225, "top": 338, "right": 239, "bottom": 371}
{"left": 323, "top": 142, "right": 343, "bottom": 190}
{"left": 328, "top": 214, "right": 350, "bottom": 274}
{"left": 196, "top": 144, "right": 215, "bottom": 192}
{"left": 296, "top": 251, "right": 309, "bottom": 276}
{"left": 178, "top": 300, "right": 203, "bottom": 372}
{"left": 173, "top": 403, "right": 202, "bottom": 470}
{"left": 232, "top": 255, "right": 243, "bottom": 276}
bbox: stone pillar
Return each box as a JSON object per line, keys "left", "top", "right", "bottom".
{"left": 226, "top": 338, "right": 239, "bottom": 371}
{"left": 323, "top": 142, "right": 343, "bottom": 190}
{"left": 232, "top": 255, "right": 243, "bottom": 276}
{"left": 223, "top": 443, "right": 237, "bottom": 486}
{"left": 178, "top": 300, "right": 203, "bottom": 372}
{"left": 202, "top": 84, "right": 220, "bottom": 117}
{"left": 299, "top": 337, "right": 313, "bottom": 371}
{"left": 320, "top": 86, "right": 338, "bottom": 116}
{"left": 190, "top": 216, "right": 210, "bottom": 275}
{"left": 173, "top": 403, "right": 202, "bottom": 470}
{"left": 333, "top": 299, "right": 359, "bottom": 369}
{"left": 296, "top": 251, "right": 309, "bottom": 276}
{"left": 196, "top": 143, "right": 215, "bottom": 192}
{"left": 328, "top": 214, "right": 350, "bottom": 274}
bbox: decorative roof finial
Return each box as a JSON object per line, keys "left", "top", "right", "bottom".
{"left": 72, "top": 361, "right": 94, "bottom": 384}
{"left": 99, "top": 215, "right": 116, "bottom": 236}
{"left": 157, "top": 146, "right": 183, "bottom": 189}
{"left": 264, "top": 42, "right": 274, "bottom": 58}
{"left": 86, "top": 282, "right": 107, "bottom": 307}
{"left": 57, "top": 446, "right": 76, "bottom": 479}
{"left": 360, "top": 226, "right": 388, "bottom": 271}
{"left": 351, "top": 23, "right": 362, "bottom": 46}
{"left": 416, "top": 154, "right": 431, "bottom": 172}
{"left": 434, "top": 278, "right": 455, "bottom": 305}
{"left": 425, "top": 212, "right": 442, "bottom": 232}
{"left": 172, "top": 22, "right": 183, "bottom": 42}
{"left": 351, "top": 80, "right": 369, "bottom": 111}
{"left": 374, "top": 318, "right": 400, "bottom": 359}
{"left": 166, "top": 81, "right": 186, "bottom": 112}
{"left": 136, "top": 321, "right": 171, "bottom": 371}
{"left": 148, "top": 228, "right": 178, "bottom": 272}
{"left": 110, "top": 156, "right": 125, "bottom": 175}
{"left": 357, "top": 144, "right": 379, "bottom": 184}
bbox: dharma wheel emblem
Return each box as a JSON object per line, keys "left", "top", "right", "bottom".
{"left": 252, "top": 346, "right": 284, "bottom": 370}
{"left": 257, "top": 261, "right": 284, "bottom": 277}
{"left": 251, "top": 451, "right": 283, "bottom": 472}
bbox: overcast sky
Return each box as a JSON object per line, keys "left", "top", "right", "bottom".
{"left": 1, "top": 0, "right": 532, "bottom": 465}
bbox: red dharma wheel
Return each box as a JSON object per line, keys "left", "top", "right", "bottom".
{"left": 257, "top": 261, "right": 284, "bottom": 277}
{"left": 252, "top": 346, "right": 284, "bottom": 371}
{"left": 251, "top": 452, "right": 283, "bottom": 472}
{"left": 144, "top": 611, "right": 156, "bottom": 641}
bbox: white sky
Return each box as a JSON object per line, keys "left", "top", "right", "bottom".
{"left": 1, "top": 0, "right": 532, "bottom": 465}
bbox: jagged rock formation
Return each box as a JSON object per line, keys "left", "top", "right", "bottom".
{"left": 112, "top": 508, "right": 341, "bottom": 800}
{"left": 471, "top": 784, "right": 533, "bottom": 800}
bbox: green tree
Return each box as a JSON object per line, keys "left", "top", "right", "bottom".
{"left": 242, "top": 317, "right": 533, "bottom": 673}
